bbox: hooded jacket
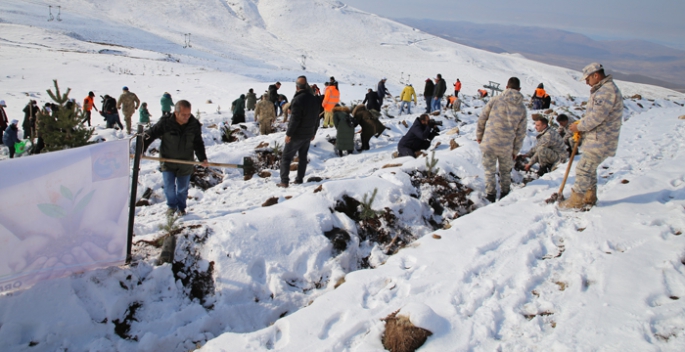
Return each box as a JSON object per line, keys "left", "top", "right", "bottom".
{"left": 333, "top": 106, "right": 355, "bottom": 151}
{"left": 476, "top": 88, "right": 528, "bottom": 155}
{"left": 400, "top": 86, "right": 417, "bottom": 103}
{"left": 160, "top": 93, "right": 174, "bottom": 113}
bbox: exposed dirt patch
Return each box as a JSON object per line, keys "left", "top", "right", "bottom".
{"left": 409, "top": 170, "right": 475, "bottom": 227}
{"left": 382, "top": 310, "right": 433, "bottom": 352}
{"left": 190, "top": 166, "right": 223, "bottom": 190}
{"left": 171, "top": 227, "right": 216, "bottom": 308}
{"left": 113, "top": 302, "right": 142, "bottom": 341}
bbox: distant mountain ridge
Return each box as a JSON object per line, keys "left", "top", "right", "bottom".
{"left": 396, "top": 18, "right": 685, "bottom": 91}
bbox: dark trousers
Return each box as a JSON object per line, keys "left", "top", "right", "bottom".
{"left": 280, "top": 137, "right": 311, "bottom": 184}
{"left": 8, "top": 143, "right": 15, "bottom": 158}
{"left": 425, "top": 95, "right": 432, "bottom": 112}
{"left": 231, "top": 113, "right": 245, "bottom": 124}
{"left": 82, "top": 110, "right": 92, "bottom": 126}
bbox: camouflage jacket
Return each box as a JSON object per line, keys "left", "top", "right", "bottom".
{"left": 577, "top": 75, "right": 623, "bottom": 157}
{"left": 476, "top": 88, "right": 527, "bottom": 155}
{"left": 254, "top": 98, "right": 275, "bottom": 124}
{"left": 529, "top": 127, "right": 568, "bottom": 165}
{"left": 557, "top": 116, "right": 576, "bottom": 145}
{"left": 117, "top": 91, "right": 141, "bottom": 113}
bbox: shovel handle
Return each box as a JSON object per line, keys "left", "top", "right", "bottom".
{"left": 131, "top": 154, "right": 243, "bottom": 169}
{"left": 557, "top": 138, "right": 580, "bottom": 196}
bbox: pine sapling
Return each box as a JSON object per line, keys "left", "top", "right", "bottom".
{"left": 425, "top": 150, "right": 440, "bottom": 177}
{"left": 359, "top": 188, "right": 379, "bottom": 220}
{"left": 195, "top": 109, "right": 201, "bottom": 121}
{"left": 38, "top": 80, "right": 94, "bottom": 152}
{"left": 273, "top": 141, "right": 283, "bottom": 156}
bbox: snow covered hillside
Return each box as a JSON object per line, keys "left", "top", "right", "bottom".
{"left": 1, "top": 0, "right": 685, "bottom": 351}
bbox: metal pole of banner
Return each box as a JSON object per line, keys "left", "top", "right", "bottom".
{"left": 126, "top": 124, "right": 144, "bottom": 263}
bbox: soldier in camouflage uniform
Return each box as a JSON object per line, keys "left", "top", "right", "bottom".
{"left": 556, "top": 114, "right": 577, "bottom": 154}
{"left": 254, "top": 93, "right": 276, "bottom": 135}
{"left": 560, "top": 63, "right": 623, "bottom": 210}
{"left": 476, "top": 77, "right": 527, "bottom": 203}
{"left": 524, "top": 117, "right": 568, "bottom": 176}
{"left": 117, "top": 86, "right": 141, "bottom": 134}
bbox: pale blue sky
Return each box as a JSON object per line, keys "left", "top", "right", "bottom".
{"left": 343, "top": 0, "right": 685, "bottom": 50}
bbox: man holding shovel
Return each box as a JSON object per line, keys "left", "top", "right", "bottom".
{"left": 559, "top": 63, "right": 623, "bottom": 210}
{"left": 143, "top": 100, "right": 208, "bottom": 216}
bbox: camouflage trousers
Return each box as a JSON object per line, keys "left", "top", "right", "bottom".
{"left": 482, "top": 150, "right": 514, "bottom": 196}
{"left": 123, "top": 111, "right": 134, "bottom": 134}
{"left": 535, "top": 148, "right": 563, "bottom": 168}
{"left": 572, "top": 151, "right": 607, "bottom": 194}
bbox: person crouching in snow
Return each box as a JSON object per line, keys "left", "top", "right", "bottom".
{"left": 333, "top": 105, "right": 355, "bottom": 156}
{"left": 3, "top": 119, "right": 21, "bottom": 158}
{"left": 254, "top": 93, "right": 276, "bottom": 135}
{"left": 523, "top": 116, "right": 567, "bottom": 176}
{"left": 396, "top": 114, "right": 437, "bottom": 158}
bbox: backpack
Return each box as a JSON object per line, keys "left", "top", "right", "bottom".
{"left": 102, "top": 96, "right": 116, "bottom": 114}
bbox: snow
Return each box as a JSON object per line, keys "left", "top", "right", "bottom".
{"left": 1, "top": 0, "right": 685, "bottom": 351}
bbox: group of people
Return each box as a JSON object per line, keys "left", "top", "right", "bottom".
{"left": 475, "top": 63, "right": 623, "bottom": 210}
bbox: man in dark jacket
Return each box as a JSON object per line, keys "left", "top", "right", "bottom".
{"left": 432, "top": 74, "right": 447, "bottom": 112}
{"left": 143, "top": 100, "right": 208, "bottom": 215}
{"left": 363, "top": 89, "right": 381, "bottom": 112}
{"left": 278, "top": 76, "right": 319, "bottom": 187}
{"left": 397, "top": 114, "right": 434, "bottom": 158}
{"left": 376, "top": 78, "right": 391, "bottom": 108}
{"left": 268, "top": 82, "right": 281, "bottom": 110}
{"left": 22, "top": 100, "right": 38, "bottom": 140}
{"left": 423, "top": 78, "right": 435, "bottom": 113}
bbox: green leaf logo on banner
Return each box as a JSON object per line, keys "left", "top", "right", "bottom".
{"left": 37, "top": 204, "right": 67, "bottom": 218}
{"left": 74, "top": 190, "right": 95, "bottom": 214}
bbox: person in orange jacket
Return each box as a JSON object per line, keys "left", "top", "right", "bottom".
{"left": 454, "top": 78, "right": 462, "bottom": 97}
{"left": 322, "top": 81, "right": 340, "bottom": 128}
{"left": 532, "top": 83, "right": 548, "bottom": 109}
{"left": 82, "top": 91, "right": 99, "bottom": 127}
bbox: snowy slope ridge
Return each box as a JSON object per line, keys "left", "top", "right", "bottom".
{"left": 1, "top": 0, "right": 682, "bottom": 99}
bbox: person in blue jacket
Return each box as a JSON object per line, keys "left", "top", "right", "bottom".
{"left": 3, "top": 119, "right": 21, "bottom": 158}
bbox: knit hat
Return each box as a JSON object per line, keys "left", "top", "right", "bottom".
{"left": 11, "top": 119, "right": 18, "bottom": 125}
{"left": 537, "top": 83, "right": 544, "bottom": 89}
{"left": 0, "top": 100, "right": 6, "bottom": 107}
{"left": 122, "top": 86, "right": 129, "bottom": 91}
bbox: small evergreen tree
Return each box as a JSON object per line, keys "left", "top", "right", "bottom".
{"left": 37, "top": 80, "right": 94, "bottom": 152}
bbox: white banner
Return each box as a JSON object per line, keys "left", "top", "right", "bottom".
{"left": 0, "top": 140, "right": 130, "bottom": 293}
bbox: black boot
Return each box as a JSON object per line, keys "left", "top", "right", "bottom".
{"left": 486, "top": 193, "right": 496, "bottom": 203}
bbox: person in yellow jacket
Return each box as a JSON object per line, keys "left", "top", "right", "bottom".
{"left": 399, "top": 84, "right": 417, "bottom": 115}
{"left": 322, "top": 82, "right": 340, "bottom": 128}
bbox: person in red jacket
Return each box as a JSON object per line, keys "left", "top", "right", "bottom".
{"left": 82, "top": 91, "right": 99, "bottom": 126}
{"left": 454, "top": 78, "right": 462, "bottom": 97}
